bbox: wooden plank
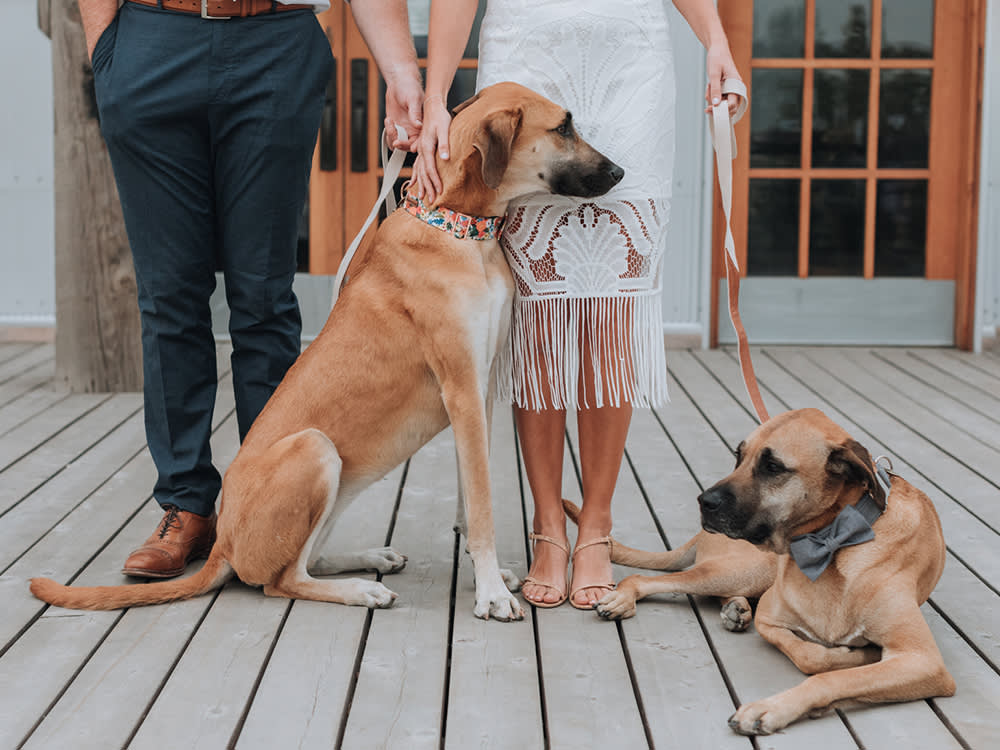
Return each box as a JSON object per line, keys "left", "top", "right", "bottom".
{"left": 875, "top": 349, "right": 1000, "bottom": 424}
{"left": 829, "top": 348, "right": 1000, "bottom": 475}
{"left": 619, "top": 407, "right": 754, "bottom": 749}
{"left": 0, "top": 383, "right": 236, "bottom": 651}
{"left": 233, "top": 465, "right": 406, "bottom": 750}
{"left": 0, "top": 393, "right": 111, "bottom": 472}
{"left": 339, "top": 431, "right": 458, "bottom": 750}
{"left": 0, "top": 392, "right": 142, "bottom": 519}
{"left": 910, "top": 348, "right": 1000, "bottom": 402}
{"left": 0, "top": 359, "right": 55, "bottom": 410}
{"left": 532, "top": 417, "right": 648, "bottom": 750}
{"left": 0, "top": 344, "right": 53, "bottom": 384}
{"left": 125, "top": 583, "right": 289, "bottom": 750}
{"left": 0, "top": 387, "right": 71, "bottom": 440}
{"left": 444, "top": 408, "right": 544, "bottom": 750}
{"left": 0, "top": 343, "right": 33, "bottom": 366}
{"left": 15, "top": 400, "right": 243, "bottom": 750}
{"left": 923, "top": 605, "right": 1000, "bottom": 749}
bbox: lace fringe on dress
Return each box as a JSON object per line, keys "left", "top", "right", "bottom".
{"left": 496, "top": 292, "right": 669, "bottom": 410}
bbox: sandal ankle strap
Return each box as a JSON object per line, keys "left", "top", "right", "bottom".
{"left": 572, "top": 536, "right": 613, "bottom": 558}
{"left": 529, "top": 532, "right": 570, "bottom": 555}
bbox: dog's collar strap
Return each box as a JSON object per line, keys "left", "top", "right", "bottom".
{"left": 402, "top": 194, "right": 506, "bottom": 240}
{"left": 789, "top": 473, "right": 891, "bottom": 582}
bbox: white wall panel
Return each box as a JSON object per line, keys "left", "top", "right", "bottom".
{"left": 0, "top": 1, "right": 55, "bottom": 327}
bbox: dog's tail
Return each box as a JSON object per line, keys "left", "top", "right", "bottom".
{"left": 562, "top": 499, "right": 697, "bottom": 571}
{"left": 29, "top": 548, "right": 233, "bottom": 611}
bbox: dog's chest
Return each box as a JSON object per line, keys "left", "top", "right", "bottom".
{"left": 778, "top": 563, "right": 872, "bottom": 647}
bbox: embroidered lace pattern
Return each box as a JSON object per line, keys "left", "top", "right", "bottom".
{"left": 478, "top": 0, "right": 675, "bottom": 408}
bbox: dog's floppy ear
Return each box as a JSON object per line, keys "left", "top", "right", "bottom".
{"left": 473, "top": 107, "right": 523, "bottom": 190}
{"left": 826, "top": 439, "right": 886, "bottom": 507}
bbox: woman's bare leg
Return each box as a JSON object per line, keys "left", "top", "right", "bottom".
{"left": 515, "top": 405, "right": 570, "bottom": 605}
{"left": 570, "top": 297, "right": 635, "bottom": 607}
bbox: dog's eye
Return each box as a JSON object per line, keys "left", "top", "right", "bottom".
{"left": 555, "top": 123, "right": 570, "bottom": 136}
{"left": 757, "top": 448, "right": 788, "bottom": 477}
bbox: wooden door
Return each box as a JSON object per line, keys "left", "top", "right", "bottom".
{"left": 715, "top": 0, "right": 984, "bottom": 348}
{"left": 305, "top": 2, "right": 486, "bottom": 275}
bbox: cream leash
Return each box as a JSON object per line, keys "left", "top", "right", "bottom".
{"left": 331, "top": 126, "right": 409, "bottom": 306}
{"left": 710, "top": 79, "right": 770, "bottom": 423}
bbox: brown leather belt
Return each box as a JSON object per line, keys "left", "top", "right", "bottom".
{"left": 128, "top": 0, "right": 313, "bottom": 18}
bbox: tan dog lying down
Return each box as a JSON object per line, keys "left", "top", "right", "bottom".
{"left": 30, "top": 82, "right": 624, "bottom": 621}
{"left": 563, "top": 499, "right": 776, "bottom": 630}
{"left": 586, "top": 408, "right": 956, "bottom": 734}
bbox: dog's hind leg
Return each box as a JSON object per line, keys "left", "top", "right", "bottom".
{"left": 307, "top": 548, "right": 407, "bottom": 576}
{"left": 235, "top": 429, "right": 398, "bottom": 608}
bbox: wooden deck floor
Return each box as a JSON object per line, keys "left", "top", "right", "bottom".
{"left": 0, "top": 341, "right": 998, "bottom": 749}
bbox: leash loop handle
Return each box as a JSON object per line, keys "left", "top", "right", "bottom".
{"left": 710, "top": 79, "right": 770, "bottom": 424}
{"left": 332, "top": 125, "right": 408, "bottom": 305}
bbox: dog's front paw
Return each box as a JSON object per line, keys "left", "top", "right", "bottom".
{"left": 728, "top": 697, "right": 797, "bottom": 736}
{"left": 474, "top": 586, "right": 524, "bottom": 622}
{"left": 594, "top": 589, "right": 637, "bottom": 620}
{"left": 720, "top": 597, "right": 752, "bottom": 632}
{"left": 351, "top": 580, "right": 398, "bottom": 609}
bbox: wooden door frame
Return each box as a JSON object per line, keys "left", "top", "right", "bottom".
{"left": 712, "top": 0, "right": 987, "bottom": 350}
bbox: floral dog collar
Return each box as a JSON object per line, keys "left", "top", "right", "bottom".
{"left": 402, "top": 193, "right": 506, "bottom": 240}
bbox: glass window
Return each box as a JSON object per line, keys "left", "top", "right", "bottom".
{"left": 753, "top": 0, "right": 805, "bottom": 58}
{"left": 814, "top": 0, "right": 871, "bottom": 58}
{"left": 875, "top": 180, "right": 927, "bottom": 277}
{"left": 809, "top": 180, "right": 865, "bottom": 276}
{"left": 748, "top": 180, "right": 800, "bottom": 276}
{"left": 882, "top": 0, "right": 934, "bottom": 58}
{"left": 750, "top": 69, "right": 804, "bottom": 168}
{"left": 878, "top": 69, "right": 932, "bottom": 168}
{"left": 812, "top": 69, "right": 869, "bottom": 167}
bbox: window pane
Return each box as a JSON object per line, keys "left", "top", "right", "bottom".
{"left": 875, "top": 180, "right": 927, "bottom": 277}
{"left": 753, "top": 0, "right": 805, "bottom": 58}
{"left": 812, "top": 69, "right": 869, "bottom": 167}
{"left": 809, "top": 180, "right": 865, "bottom": 276}
{"left": 750, "top": 69, "right": 804, "bottom": 168}
{"left": 878, "top": 69, "right": 931, "bottom": 168}
{"left": 815, "top": 0, "right": 871, "bottom": 58}
{"left": 748, "top": 180, "right": 800, "bottom": 276}
{"left": 882, "top": 0, "right": 934, "bottom": 58}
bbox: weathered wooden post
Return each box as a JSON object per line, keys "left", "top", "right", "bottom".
{"left": 41, "top": 0, "right": 143, "bottom": 392}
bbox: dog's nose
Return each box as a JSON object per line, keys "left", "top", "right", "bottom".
{"left": 608, "top": 163, "right": 625, "bottom": 184}
{"left": 698, "top": 486, "right": 731, "bottom": 513}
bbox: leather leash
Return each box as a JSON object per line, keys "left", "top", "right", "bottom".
{"left": 710, "top": 79, "right": 770, "bottom": 424}
{"left": 332, "top": 126, "right": 409, "bottom": 306}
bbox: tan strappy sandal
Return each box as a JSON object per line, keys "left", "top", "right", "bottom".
{"left": 569, "top": 536, "right": 616, "bottom": 610}
{"left": 522, "top": 532, "right": 570, "bottom": 609}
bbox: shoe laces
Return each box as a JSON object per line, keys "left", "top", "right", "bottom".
{"left": 157, "top": 505, "right": 182, "bottom": 539}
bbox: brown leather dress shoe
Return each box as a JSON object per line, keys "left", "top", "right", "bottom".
{"left": 122, "top": 505, "right": 217, "bottom": 579}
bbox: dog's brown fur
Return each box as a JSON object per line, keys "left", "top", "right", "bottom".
{"left": 30, "top": 82, "right": 623, "bottom": 621}
{"left": 697, "top": 408, "right": 953, "bottom": 734}
{"left": 563, "top": 499, "right": 775, "bottom": 630}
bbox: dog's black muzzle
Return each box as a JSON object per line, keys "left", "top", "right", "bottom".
{"left": 698, "top": 484, "right": 772, "bottom": 545}
{"left": 551, "top": 158, "right": 625, "bottom": 198}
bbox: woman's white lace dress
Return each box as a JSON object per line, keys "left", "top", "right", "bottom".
{"left": 477, "top": 0, "right": 675, "bottom": 409}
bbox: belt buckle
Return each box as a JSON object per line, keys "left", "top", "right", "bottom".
{"left": 201, "top": 0, "right": 231, "bottom": 19}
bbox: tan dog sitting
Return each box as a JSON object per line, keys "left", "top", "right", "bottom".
{"left": 30, "top": 82, "right": 624, "bottom": 621}
{"left": 696, "top": 408, "right": 955, "bottom": 735}
{"left": 563, "top": 499, "right": 776, "bottom": 631}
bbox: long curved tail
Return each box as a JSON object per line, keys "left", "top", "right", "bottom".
{"left": 561, "top": 499, "right": 697, "bottom": 571}
{"left": 29, "top": 548, "right": 234, "bottom": 611}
